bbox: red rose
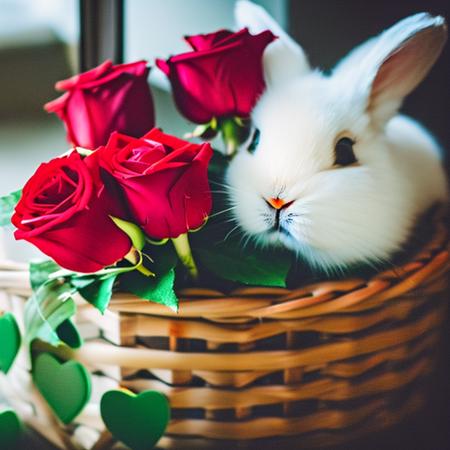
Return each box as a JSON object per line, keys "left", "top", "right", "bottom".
{"left": 93, "top": 129, "right": 212, "bottom": 239}
{"left": 156, "top": 28, "right": 276, "bottom": 124}
{"left": 12, "top": 152, "right": 131, "bottom": 273}
{"left": 45, "top": 60, "right": 155, "bottom": 149}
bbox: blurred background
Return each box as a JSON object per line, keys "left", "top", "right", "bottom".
{"left": 0, "top": 2, "right": 448, "bottom": 448}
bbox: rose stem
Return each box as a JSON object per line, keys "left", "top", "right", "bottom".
{"left": 171, "top": 233, "right": 199, "bottom": 280}
{"left": 135, "top": 263, "right": 154, "bottom": 277}
{"left": 221, "top": 118, "right": 240, "bottom": 156}
{"left": 124, "top": 248, "right": 154, "bottom": 277}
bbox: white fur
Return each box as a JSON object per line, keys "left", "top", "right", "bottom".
{"left": 227, "top": 3, "right": 448, "bottom": 271}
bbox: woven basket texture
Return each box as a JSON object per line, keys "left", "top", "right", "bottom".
{"left": 0, "top": 208, "right": 448, "bottom": 449}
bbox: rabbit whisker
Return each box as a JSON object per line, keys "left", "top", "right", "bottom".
{"left": 209, "top": 206, "right": 237, "bottom": 219}
{"left": 223, "top": 224, "right": 242, "bottom": 242}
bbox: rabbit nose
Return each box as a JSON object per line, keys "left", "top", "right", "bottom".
{"left": 266, "top": 198, "right": 294, "bottom": 210}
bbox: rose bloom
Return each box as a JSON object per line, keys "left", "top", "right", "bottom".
{"left": 12, "top": 152, "right": 131, "bottom": 273}
{"left": 156, "top": 28, "right": 276, "bottom": 124}
{"left": 93, "top": 129, "right": 213, "bottom": 239}
{"left": 45, "top": 60, "right": 155, "bottom": 149}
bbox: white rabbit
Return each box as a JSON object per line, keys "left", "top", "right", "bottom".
{"left": 227, "top": 1, "right": 448, "bottom": 271}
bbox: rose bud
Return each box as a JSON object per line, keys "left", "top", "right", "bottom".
{"left": 12, "top": 151, "right": 132, "bottom": 273}
{"left": 93, "top": 129, "right": 213, "bottom": 240}
{"left": 156, "top": 28, "right": 276, "bottom": 124}
{"left": 45, "top": 60, "right": 155, "bottom": 150}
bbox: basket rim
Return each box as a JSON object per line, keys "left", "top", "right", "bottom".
{"left": 107, "top": 207, "right": 449, "bottom": 321}
{"left": 0, "top": 207, "right": 448, "bottom": 322}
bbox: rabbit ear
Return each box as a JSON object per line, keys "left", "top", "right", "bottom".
{"left": 235, "top": 0, "right": 310, "bottom": 86}
{"left": 335, "top": 13, "right": 447, "bottom": 125}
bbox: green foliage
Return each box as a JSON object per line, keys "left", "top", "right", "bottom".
{"left": 196, "top": 239, "right": 292, "bottom": 287}
{"left": 0, "top": 190, "right": 21, "bottom": 226}
{"left": 30, "top": 260, "right": 61, "bottom": 290}
{"left": 121, "top": 269, "right": 178, "bottom": 312}
{"left": 24, "top": 280, "right": 76, "bottom": 345}
{"left": 119, "top": 244, "right": 178, "bottom": 311}
{"left": 71, "top": 274, "right": 117, "bottom": 314}
{"left": 191, "top": 178, "right": 294, "bottom": 287}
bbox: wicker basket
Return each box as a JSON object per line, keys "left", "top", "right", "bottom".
{"left": 0, "top": 208, "right": 448, "bottom": 450}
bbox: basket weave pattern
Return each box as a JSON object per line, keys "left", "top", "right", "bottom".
{"left": 0, "top": 211, "right": 448, "bottom": 449}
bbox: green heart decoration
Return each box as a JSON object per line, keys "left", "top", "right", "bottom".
{"left": 0, "top": 409, "right": 22, "bottom": 448}
{"left": 101, "top": 389, "right": 170, "bottom": 450}
{"left": 56, "top": 319, "right": 83, "bottom": 349}
{"left": 33, "top": 353, "right": 91, "bottom": 424}
{"left": 0, "top": 313, "right": 21, "bottom": 373}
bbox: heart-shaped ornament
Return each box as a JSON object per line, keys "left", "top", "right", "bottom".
{"left": 101, "top": 389, "right": 170, "bottom": 450}
{"left": 33, "top": 353, "right": 91, "bottom": 424}
{"left": 0, "top": 312, "right": 21, "bottom": 374}
{"left": 56, "top": 319, "right": 83, "bottom": 348}
{"left": 0, "top": 409, "right": 22, "bottom": 448}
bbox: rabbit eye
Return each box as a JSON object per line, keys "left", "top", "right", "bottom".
{"left": 247, "top": 128, "right": 260, "bottom": 154}
{"left": 334, "top": 137, "right": 357, "bottom": 166}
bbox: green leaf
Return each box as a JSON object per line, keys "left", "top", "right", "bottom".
{"left": 69, "top": 276, "right": 98, "bottom": 290}
{"left": 119, "top": 244, "right": 178, "bottom": 311}
{"left": 48, "top": 262, "right": 137, "bottom": 281}
{"left": 74, "top": 274, "right": 117, "bottom": 314}
{"left": 120, "top": 269, "right": 178, "bottom": 312}
{"left": 196, "top": 240, "right": 292, "bottom": 287}
{"left": 30, "top": 260, "right": 61, "bottom": 291}
{"left": 33, "top": 251, "right": 150, "bottom": 315}
{"left": 24, "top": 280, "right": 76, "bottom": 345}
{"left": 0, "top": 190, "right": 21, "bottom": 227}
